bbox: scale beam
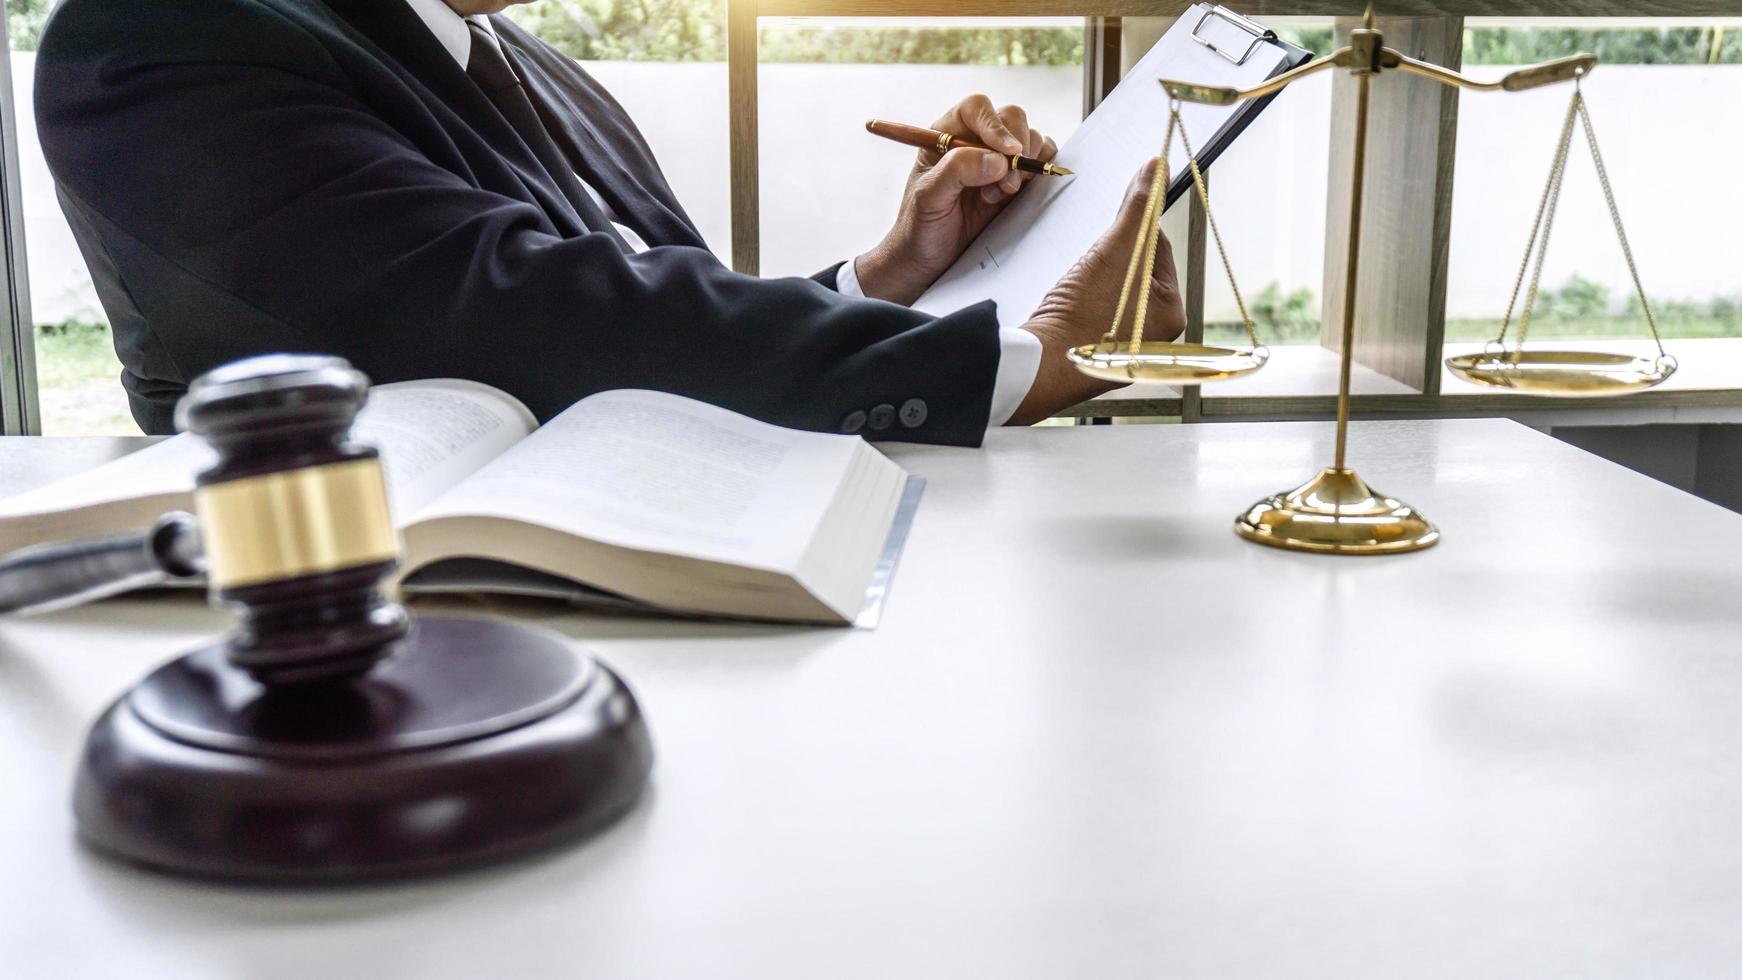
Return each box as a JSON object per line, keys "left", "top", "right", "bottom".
{"left": 1161, "top": 49, "right": 1599, "bottom": 107}
{"left": 1388, "top": 51, "right": 1597, "bottom": 93}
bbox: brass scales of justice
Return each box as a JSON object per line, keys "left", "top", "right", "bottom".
{"left": 1068, "top": 7, "right": 1676, "bottom": 555}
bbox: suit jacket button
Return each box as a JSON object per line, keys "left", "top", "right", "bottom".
{"left": 867, "top": 403, "right": 895, "bottom": 430}
{"left": 840, "top": 410, "right": 867, "bottom": 433}
{"left": 898, "top": 398, "right": 928, "bottom": 428}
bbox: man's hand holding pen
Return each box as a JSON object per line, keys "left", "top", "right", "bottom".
{"left": 851, "top": 94, "right": 1184, "bottom": 423}
{"left": 853, "top": 94, "right": 1059, "bottom": 306}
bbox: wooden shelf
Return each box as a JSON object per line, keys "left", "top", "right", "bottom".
{"left": 1061, "top": 338, "right": 1742, "bottom": 423}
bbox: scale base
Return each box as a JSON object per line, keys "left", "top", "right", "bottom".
{"left": 1235, "top": 467, "right": 1440, "bottom": 555}
{"left": 73, "top": 616, "right": 653, "bottom": 884}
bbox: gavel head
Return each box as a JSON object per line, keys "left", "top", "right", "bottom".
{"left": 176, "top": 354, "right": 408, "bottom": 686}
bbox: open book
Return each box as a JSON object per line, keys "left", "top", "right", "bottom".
{"left": 0, "top": 384, "right": 923, "bottom": 626}
{"left": 913, "top": 3, "right": 1307, "bottom": 329}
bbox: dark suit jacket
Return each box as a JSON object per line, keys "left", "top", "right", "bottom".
{"left": 35, "top": 0, "right": 1002, "bottom": 443}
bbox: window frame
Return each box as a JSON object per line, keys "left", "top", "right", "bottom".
{"left": 0, "top": 2, "right": 36, "bottom": 436}
{"left": 4, "top": 1, "right": 1738, "bottom": 434}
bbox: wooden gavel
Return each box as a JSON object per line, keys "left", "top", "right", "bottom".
{"left": 0, "top": 355, "right": 407, "bottom": 683}
{"left": 23, "top": 354, "right": 653, "bottom": 883}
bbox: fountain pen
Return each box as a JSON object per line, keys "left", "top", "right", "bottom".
{"left": 865, "top": 119, "right": 1073, "bottom": 177}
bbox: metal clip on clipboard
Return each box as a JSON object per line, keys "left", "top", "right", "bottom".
{"left": 1191, "top": 5, "right": 1276, "bottom": 66}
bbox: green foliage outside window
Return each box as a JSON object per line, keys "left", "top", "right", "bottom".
{"left": 1275, "top": 24, "right": 1739, "bottom": 65}
{"left": 1277, "top": 27, "right": 1334, "bottom": 58}
{"left": 505, "top": 2, "right": 1083, "bottom": 65}
{"left": 1551, "top": 274, "right": 1610, "bottom": 320}
{"left": 8, "top": 0, "right": 52, "bottom": 51}
{"left": 760, "top": 26, "right": 1082, "bottom": 66}
{"left": 1210, "top": 277, "right": 1742, "bottom": 346}
{"left": 1467, "top": 25, "right": 1740, "bottom": 65}
{"left": 1250, "top": 282, "right": 1318, "bottom": 337}
{"left": 7, "top": 3, "right": 1738, "bottom": 67}
{"left": 505, "top": 0, "right": 728, "bottom": 62}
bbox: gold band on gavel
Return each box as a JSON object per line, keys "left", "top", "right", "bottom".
{"left": 194, "top": 458, "right": 399, "bottom": 589}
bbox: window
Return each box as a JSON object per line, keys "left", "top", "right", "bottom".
{"left": 1445, "top": 19, "right": 1742, "bottom": 346}
{"left": 755, "top": 16, "right": 1086, "bottom": 277}
{"left": 9, "top": 0, "right": 741, "bottom": 434}
{"left": 504, "top": 0, "right": 732, "bottom": 254}
{"left": 10, "top": 5, "right": 1732, "bottom": 436}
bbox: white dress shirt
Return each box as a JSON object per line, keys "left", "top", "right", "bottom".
{"left": 403, "top": 0, "right": 1040, "bottom": 425}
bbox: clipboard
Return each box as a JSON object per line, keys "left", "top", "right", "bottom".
{"left": 1191, "top": 4, "right": 1285, "bottom": 66}
{"left": 1162, "top": 5, "right": 1312, "bottom": 207}
{"left": 912, "top": 4, "right": 1313, "bottom": 329}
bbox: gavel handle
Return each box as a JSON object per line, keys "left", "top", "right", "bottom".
{"left": 0, "top": 512, "right": 204, "bottom": 615}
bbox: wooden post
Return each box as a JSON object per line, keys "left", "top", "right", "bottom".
{"left": 727, "top": 0, "right": 760, "bottom": 275}
{"left": 1083, "top": 17, "right": 1124, "bottom": 118}
{"left": 1321, "top": 14, "right": 1463, "bottom": 394}
{"left": 1177, "top": 182, "right": 1208, "bottom": 422}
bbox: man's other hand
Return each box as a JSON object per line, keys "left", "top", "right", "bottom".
{"left": 854, "top": 94, "right": 1058, "bottom": 306}
{"left": 1008, "top": 158, "right": 1186, "bottom": 426}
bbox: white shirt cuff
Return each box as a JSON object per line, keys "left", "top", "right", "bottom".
{"left": 990, "top": 327, "right": 1042, "bottom": 426}
{"left": 834, "top": 257, "right": 864, "bottom": 297}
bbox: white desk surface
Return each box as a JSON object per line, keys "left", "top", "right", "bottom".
{"left": 5, "top": 420, "right": 1742, "bottom": 978}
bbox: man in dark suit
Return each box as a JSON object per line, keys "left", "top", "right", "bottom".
{"left": 35, "top": 0, "right": 1182, "bottom": 443}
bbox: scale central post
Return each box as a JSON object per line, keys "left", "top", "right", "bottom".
{"left": 1332, "top": 26, "right": 1377, "bottom": 473}
{"left": 1076, "top": 5, "right": 1608, "bottom": 554}
{"left": 1233, "top": 15, "right": 1439, "bottom": 554}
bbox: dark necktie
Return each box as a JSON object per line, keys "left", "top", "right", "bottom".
{"left": 465, "top": 21, "right": 626, "bottom": 248}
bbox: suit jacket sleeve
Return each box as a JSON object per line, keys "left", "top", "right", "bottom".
{"left": 34, "top": 0, "right": 1001, "bottom": 445}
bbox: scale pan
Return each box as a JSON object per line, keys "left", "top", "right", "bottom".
{"left": 1445, "top": 350, "right": 1676, "bottom": 396}
{"left": 1069, "top": 342, "right": 1269, "bottom": 384}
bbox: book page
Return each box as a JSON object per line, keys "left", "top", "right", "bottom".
{"left": 796, "top": 439, "right": 909, "bottom": 619}
{"left": 355, "top": 380, "right": 537, "bottom": 516}
{"left": 0, "top": 379, "right": 535, "bottom": 523}
{"left": 409, "top": 389, "right": 865, "bottom": 573}
{"left": 912, "top": 4, "right": 1294, "bottom": 328}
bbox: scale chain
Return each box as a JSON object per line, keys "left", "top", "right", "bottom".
{"left": 1499, "top": 78, "right": 1664, "bottom": 361}
{"left": 1109, "top": 101, "right": 1258, "bottom": 356}
{"left": 1505, "top": 87, "right": 1581, "bottom": 353}
{"left": 1577, "top": 94, "right": 1667, "bottom": 357}
{"left": 1515, "top": 92, "right": 1577, "bottom": 352}
{"left": 1496, "top": 87, "right": 1577, "bottom": 347}
{"left": 1107, "top": 108, "right": 1175, "bottom": 353}
{"left": 1123, "top": 109, "right": 1179, "bottom": 354}
{"left": 1175, "top": 107, "right": 1258, "bottom": 349}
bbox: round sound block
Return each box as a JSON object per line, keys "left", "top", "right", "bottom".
{"left": 73, "top": 616, "right": 653, "bottom": 883}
